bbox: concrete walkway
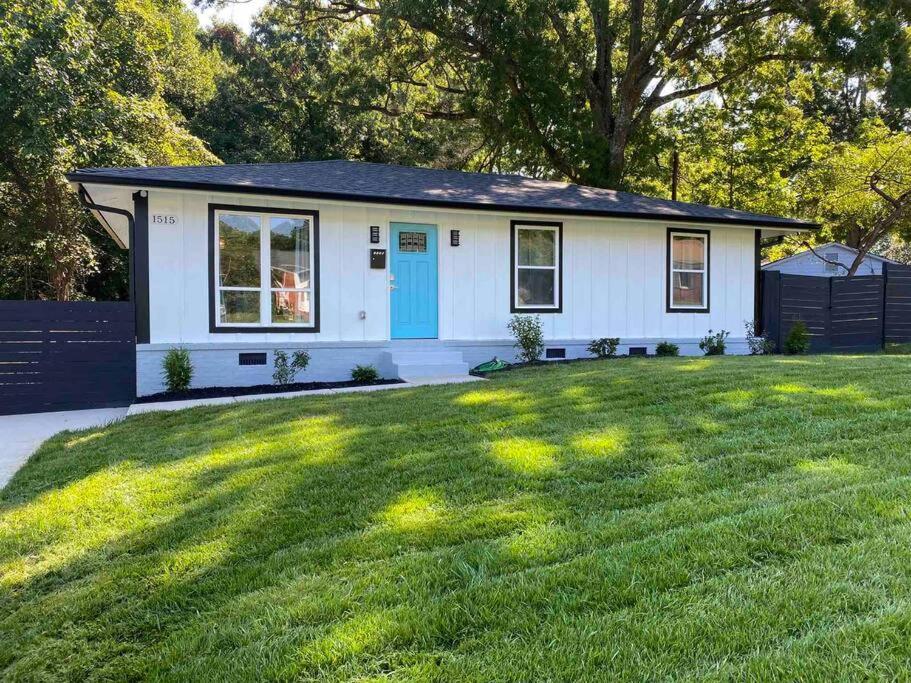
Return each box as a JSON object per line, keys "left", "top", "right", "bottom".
{"left": 0, "top": 407, "right": 128, "bottom": 488}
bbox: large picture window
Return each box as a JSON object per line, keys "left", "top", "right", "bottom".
{"left": 210, "top": 205, "right": 319, "bottom": 331}
{"left": 511, "top": 221, "right": 562, "bottom": 313}
{"left": 667, "top": 229, "right": 709, "bottom": 312}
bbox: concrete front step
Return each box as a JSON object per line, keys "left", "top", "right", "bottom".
{"left": 382, "top": 349, "right": 471, "bottom": 380}
{"left": 383, "top": 350, "right": 464, "bottom": 364}
{"left": 395, "top": 362, "right": 471, "bottom": 379}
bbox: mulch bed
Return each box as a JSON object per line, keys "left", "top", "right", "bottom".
{"left": 135, "top": 378, "right": 405, "bottom": 404}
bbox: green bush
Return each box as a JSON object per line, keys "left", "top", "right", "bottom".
{"left": 351, "top": 364, "right": 379, "bottom": 382}
{"left": 161, "top": 347, "right": 193, "bottom": 393}
{"left": 699, "top": 329, "right": 730, "bottom": 356}
{"left": 272, "top": 350, "right": 311, "bottom": 385}
{"left": 655, "top": 341, "right": 680, "bottom": 357}
{"left": 507, "top": 314, "right": 544, "bottom": 363}
{"left": 784, "top": 321, "right": 811, "bottom": 355}
{"left": 587, "top": 337, "right": 620, "bottom": 359}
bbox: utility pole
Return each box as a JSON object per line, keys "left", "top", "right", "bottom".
{"left": 671, "top": 149, "right": 679, "bottom": 201}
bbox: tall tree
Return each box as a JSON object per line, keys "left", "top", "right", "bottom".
{"left": 797, "top": 120, "right": 911, "bottom": 275}
{"left": 191, "top": 11, "right": 477, "bottom": 167}
{"left": 275, "top": 0, "right": 909, "bottom": 187}
{"left": 0, "top": 0, "right": 221, "bottom": 300}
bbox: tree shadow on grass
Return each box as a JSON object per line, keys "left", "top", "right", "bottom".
{"left": 3, "top": 355, "right": 911, "bottom": 679}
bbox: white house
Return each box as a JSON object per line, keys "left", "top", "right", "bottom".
{"left": 67, "top": 161, "right": 813, "bottom": 396}
{"left": 762, "top": 242, "right": 897, "bottom": 277}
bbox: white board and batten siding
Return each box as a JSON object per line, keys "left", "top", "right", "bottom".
{"left": 135, "top": 189, "right": 759, "bottom": 393}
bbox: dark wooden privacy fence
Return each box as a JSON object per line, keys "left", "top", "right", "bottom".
{"left": 0, "top": 301, "right": 135, "bottom": 415}
{"left": 761, "top": 265, "right": 911, "bottom": 353}
{"left": 884, "top": 263, "right": 911, "bottom": 344}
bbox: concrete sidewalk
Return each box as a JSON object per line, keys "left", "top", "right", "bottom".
{"left": 0, "top": 407, "right": 128, "bottom": 488}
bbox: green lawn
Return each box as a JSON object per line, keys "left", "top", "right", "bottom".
{"left": 4, "top": 355, "right": 911, "bottom": 680}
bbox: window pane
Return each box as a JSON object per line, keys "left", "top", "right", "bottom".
{"left": 398, "top": 231, "right": 427, "bottom": 253}
{"left": 270, "top": 217, "right": 310, "bottom": 289}
{"left": 219, "top": 214, "right": 261, "bottom": 287}
{"left": 518, "top": 229, "right": 555, "bottom": 266}
{"left": 672, "top": 235, "right": 705, "bottom": 270}
{"left": 219, "top": 290, "right": 260, "bottom": 323}
{"left": 272, "top": 290, "right": 311, "bottom": 324}
{"left": 517, "top": 268, "right": 555, "bottom": 306}
{"left": 672, "top": 271, "right": 704, "bottom": 307}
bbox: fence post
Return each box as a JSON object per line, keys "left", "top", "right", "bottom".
{"left": 760, "top": 271, "right": 782, "bottom": 351}
{"left": 882, "top": 261, "right": 889, "bottom": 350}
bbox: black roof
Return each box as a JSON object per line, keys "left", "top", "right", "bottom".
{"left": 67, "top": 160, "right": 815, "bottom": 229}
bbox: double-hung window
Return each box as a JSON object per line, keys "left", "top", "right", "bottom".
{"left": 667, "top": 229, "right": 709, "bottom": 312}
{"left": 511, "top": 222, "right": 562, "bottom": 312}
{"left": 212, "top": 206, "right": 319, "bottom": 330}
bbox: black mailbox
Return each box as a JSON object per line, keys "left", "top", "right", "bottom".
{"left": 370, "top": 249, "right": 386, "bottom": 269}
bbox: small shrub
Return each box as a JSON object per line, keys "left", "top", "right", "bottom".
{"left": 588, "top": 337, "right": 620, "bottom": 359}
{"left": 272, "top": 349, "right": 311, "bottom": 385}
{"left": 744, "top": 320, "right": 775, "bottom": 355}
{"left": 699, "top": 329, "right": 729, "bottom": 356}
{"left": 784, "top": 321, "right": 811, "bottom": 355}
{"left": 507, "top": 314, "right": 544, "bottom": 363}
{"left": 655, "top": 341, "right": 679, "bottom": 357}
{"left": 161, "top": 347, "right": 193, "bottom": 393}
{"left": 351, "top": 364, "right": 379, "bottom": 382}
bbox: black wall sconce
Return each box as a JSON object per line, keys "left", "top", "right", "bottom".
{"left": 370, "top": 225, "right": 380, "bottom": 244}
{"left": 450, "top": 229, "right": 460, "bottom": 246}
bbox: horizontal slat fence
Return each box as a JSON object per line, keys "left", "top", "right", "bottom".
{"left": 884, "top": 263, "right": 911, "bottom": 344}
{"left": 0, "top": 301, "right": 135, "bottom": 415}
{"left": 762, "top": 265, "right": 911, "bottom": 353}
{"left": 830, "top": 275, "right": 884, "bottom": 351}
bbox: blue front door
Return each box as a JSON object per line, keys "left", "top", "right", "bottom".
{"left": 390, "top": 223, "right": 438, "bottom": 339}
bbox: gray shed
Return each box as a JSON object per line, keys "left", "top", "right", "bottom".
{"left": 762, "top": 242, "right": 898, "bottom": 277}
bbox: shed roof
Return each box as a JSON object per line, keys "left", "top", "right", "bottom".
{"left": 68, "top": 160, "right": 816, "bottom": 229}
{"left": 762, "top": 242, "right": 900, "bottom": 269}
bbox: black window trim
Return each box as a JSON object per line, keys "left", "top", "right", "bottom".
{"left": 666, "top": 227, "right": 711, "bottom": 314}
{"left": 510, "top": 220, "right": 564, "bottom": 314}
{"left": 208, "top": 202, "right": 321, "bottom": 333}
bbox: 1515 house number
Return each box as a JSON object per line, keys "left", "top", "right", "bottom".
{"left": 151, "top": 214, "right": 178, "bottom": 225}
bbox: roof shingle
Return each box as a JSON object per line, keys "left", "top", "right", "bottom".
{"left": 67, "top": 160, "right": 815, "bottom": 229}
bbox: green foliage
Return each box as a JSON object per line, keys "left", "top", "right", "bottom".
{"left": 507, "top": 315, "right": 544, "bottom": 363}
{"left": 161, "top": 347, "right": 193, "bottom": 393}
{"left": 283, "top": 0, "right": 909, "bottom": 188}
{"left": 350, "top": 364, "right": 380, "bottom": 382}
{"left": 699, "top": 330, "right": 730, "bottom": 356}
{"left": 588, "top": 338, "right": 620, "bottom": 359}
{"left": 272, "top": 350, "right": 311, "bottom": 385}
{"left": 191, "top": 16, "right": 467, "bottom": 168}
{"left": 655, "top": 341, "right": 680, "bottom": 357}
{"left": 0, "top": 0, "right": 220, "bottom": 300}
{"left": 796, "top": 120, "right": 911, "bottom": 271}
{"left": 784, "top": 321, "right": 812, "bottom": 355}
{"left": 745, "top": 321, "right": 776, "bottom": 355}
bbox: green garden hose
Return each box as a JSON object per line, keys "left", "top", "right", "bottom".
{"left": 473, "top": 357, "right": 510, "bottom": 373}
